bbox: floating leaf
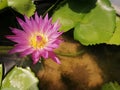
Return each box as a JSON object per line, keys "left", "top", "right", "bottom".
{"left": 1, "top": 67, "right": 39, "bottom": 90}
{"left": 107, "top": 17, "right": 120, "bottom": 45}
{"left": 52, "top": 0, "right": 97, "bottom": 32}
{"left": 74, "top": 0, "right": 115, "bottom": 45}
{"left": 0, "top": 0, "right": 8, "bottom": 10}
{"left": 8, "top": 0, "right": 35, "bottom": 17}
{"left": 0, "top": 0, "right": 35, "bottom": 17}
{"left": 102, "top": 82, "right": 120, "bottom": 90}
{"left": 0, "top": 64, "right": 2, "bottom": 86}
{"left": 1, "top": 87, "right": 18, "bottom": 90}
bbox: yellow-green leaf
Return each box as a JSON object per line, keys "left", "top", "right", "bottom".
{"left": 0, "top": 0, "right": 8, "bottom": 10}
{"left": 74, "top": 0, "right": 116, "bottom": 45}
{"left": 2, "top": 67, "right": 39, "bottom": 90}
{"left": 107, "top": 17, "right": 120, "bottom": 45}
{"left": 52, "top": 0, "right": 96, "bottom": 32}
{"left": 8, "top": 0, "right": 35, "bottom": 17}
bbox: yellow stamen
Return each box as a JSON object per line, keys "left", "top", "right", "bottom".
{"left": 29, "top": 33, "right": 48, "bottom": 49}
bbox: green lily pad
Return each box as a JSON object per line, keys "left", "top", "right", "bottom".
{"left": 74, "top": 0, "right": 115, "bottom": 45}
{"left": 0, "top": 0, "right": 8, "bottom": 10}
{"left": 1, "top": 67, "right": 39, "bottom": 90}
{"left": 0, "top": 64, "right": 2, "bottom": 86}
{"left": 8, "top": 0, "right": 35, "bottom": 17}
{"left": 0, "top": 0, "right": 35, "bottom": 17}
{"left": 107, "top": 17, "right": 120, "bottom": 45}
{"left": 52, "top": 0, "right": 97, "bottom": 32}
{"left": 1, "top": 87, "right": 18, "bottom": 90}
{"left": 52, "top": 0, "right": 116, "bottom": 45}
{"left": 102, "top": 82, "right": 120, "bottom": 90}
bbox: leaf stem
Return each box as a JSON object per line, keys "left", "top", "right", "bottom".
{"left": 0, "top": 46, "right": 13, "bottom": 53}
{"left": 43, "top": 0, "right": 60, "bottom": 17}
{"left": 55, "top": 50, "right": 85, "bottom": 57}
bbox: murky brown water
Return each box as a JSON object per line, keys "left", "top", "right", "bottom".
{"left": 37, "top": 32, "right": 120, "bottom": 90}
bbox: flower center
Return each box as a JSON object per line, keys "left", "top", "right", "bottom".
{"left": 29, "top": 34, "right": 48, "bottom": 49}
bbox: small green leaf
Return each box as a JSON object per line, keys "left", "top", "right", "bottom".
{"left": 74, "top": 0, "right": 115, "bottom": 45}
{"left": 2, "top": 67, "right": 39, "bottom": 90}
{"left": 8, "top": 0, "right": 36, "bottom": 17}
{"left": 107, "top": 17, "right": 120, "bottom": 45}
{"left": 0, "top": 0, "right": 8, "bottom": 10}
{"left": 1, "top": 87, "right": 18, "bottom": 90}
{"left": 102, "top": 82, "right": 120, "bottom": 90}
{"left": 0, "top": 64, "right": 2, "bottom": 86}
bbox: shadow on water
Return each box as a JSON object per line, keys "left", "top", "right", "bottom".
{"left": 84, "top": 44, "right": 120, "bottom": 83}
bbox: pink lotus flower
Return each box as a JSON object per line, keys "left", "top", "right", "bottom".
{"left": 6, "top": 13, "right": 63, "bottom": 64}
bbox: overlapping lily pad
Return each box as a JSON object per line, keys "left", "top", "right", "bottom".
{"left": 52, "top": 0, "right": 116, "bottom": 45}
